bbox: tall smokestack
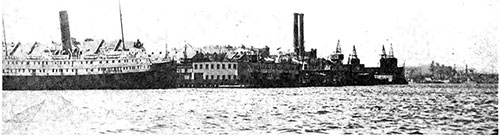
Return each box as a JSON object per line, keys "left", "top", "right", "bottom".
{"left": 299, "top": 13, "right": 305, "bottom": 57}
{"left": 59, "top": 10, "right": 71, "bottom": 51}
{"left": 293, "top": 13, "right": 299, "bottom": 54}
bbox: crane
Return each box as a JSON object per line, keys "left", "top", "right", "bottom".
{"left": 335, "top": 40, "right": 342, "bottom": 54}
{"left": 388, "top": 43, "right": 394, "bottom": 58}
{"left": 183, "top": 41, "right": 204, "bottom": 58}
{"left": 185, "top": 41, "right": 201, "bottom": 53}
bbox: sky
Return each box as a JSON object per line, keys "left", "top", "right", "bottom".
{"left": 1, "top": 0, "right": 499, "bottom": 73}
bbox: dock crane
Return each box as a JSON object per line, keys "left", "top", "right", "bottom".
{"left": 182, "top": 41, "right": 208, "bottom": 62}
{"left": 381, "top": 45, "right": 386, "bottom": 58}
{"left": 388, "top": 43, "right": 394, "bottom": 58}
{"left": 183, "top": 41, "right": 204, "bottom": 58}
{"left": 330, "top": 40, "right": 344, "bottom": 64}
{"left": 349, "top": 45, "right": 360, "bottom": 65}
{"left": 185, "top": 41, "right": 202, "bottom": 53}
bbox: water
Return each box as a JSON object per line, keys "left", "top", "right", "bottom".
{"left": 2, "top": 84, "right": 498, "bottom": 135}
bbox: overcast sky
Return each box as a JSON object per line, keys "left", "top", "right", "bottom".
{"left": 2, "top": 0, "right": 498, "bottom": 73}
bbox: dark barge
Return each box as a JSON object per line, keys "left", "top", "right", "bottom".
{"left": 175, "top": 13, "right": 407, "bottom": 88}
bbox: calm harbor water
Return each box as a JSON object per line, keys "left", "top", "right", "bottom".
{"left": 2, "top": 84, "right": 498, "bottom": 135}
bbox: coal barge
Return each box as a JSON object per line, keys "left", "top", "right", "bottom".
{"left": 176, "top": 13, "right": 407, "bottom": 88}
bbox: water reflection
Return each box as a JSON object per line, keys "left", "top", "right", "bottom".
{"left": 2, "top": 84, "right": 498, "bottom": 135}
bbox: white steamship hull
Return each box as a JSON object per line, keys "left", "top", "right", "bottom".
{"left": 3, "top": 61, "right": 176, "bottom": 90}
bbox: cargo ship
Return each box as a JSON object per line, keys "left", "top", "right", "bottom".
{"left": 176, "top": 13, "right": 407, "bottom": 87}
{"left": 176, "top": 43, "right": 301, "bottom": 88}
{"left": 2, "top": 5, "right": 176, "bottom": 90}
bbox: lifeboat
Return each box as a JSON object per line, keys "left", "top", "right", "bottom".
{"left": 27, "top": 55, "right": 43, "bottom": 60}
{"left": 83, "top": 54, "right": 99, "bottom": 60}
{"left": 105, "top": 53, "right": 121, "bottom": 59}
{"left": 51, "top": 55, "right": 69, "bottom": 60}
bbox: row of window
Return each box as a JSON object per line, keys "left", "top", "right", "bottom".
{"left": 3, "top": 68, "right": 79, "bottom": 73}
{"left": 3, "top": 65, "right": 150, "bottom": 74}
{"left": 5, "top": 59, "right": 145, "bottom": 66}
{"left": 250, "top": 64, "right": 299, "bottom": 70}
{"left": 205, "top": 75, "right": 238, "bottom": 80}
{"left": 194, "top": 63, "right": 237, "bottom": 70}
{"left": 98, "top": 66, "right": 150, "bottom": 72}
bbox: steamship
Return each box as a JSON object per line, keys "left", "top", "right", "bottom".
{"left": 2, "top": 8, "right": 176, "bottom": 90}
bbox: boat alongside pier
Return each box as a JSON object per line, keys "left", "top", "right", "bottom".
{"left": 2, "top": 11, "right": 407, "bottom": 90}
{"left": 174, "top": 13, "right": 407, "bottom": 88}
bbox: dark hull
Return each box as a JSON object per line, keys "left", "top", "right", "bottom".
{"left": 3, "top": 61, "right": 177, "bottom": 90}
{"left": 175, "top": 68, "right": 408, "bottom": 88}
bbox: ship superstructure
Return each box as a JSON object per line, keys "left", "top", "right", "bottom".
{"left": 2, "top": 6, "right": 176, "bottom": 90}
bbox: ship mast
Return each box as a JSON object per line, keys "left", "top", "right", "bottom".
{"left": 2, "top": 14, "right": 7, "bottom": 56}
{"left": 465, "top": 64, "right": 468, "bottom": 76}
{"left": 165, "top": 28, "right": 168, "bottom": 60}
{"left": 119, "top": 0, "right": 125, "bottom": 50}
{"left": 183, "top": 41, "right": 187, "bottom": 62}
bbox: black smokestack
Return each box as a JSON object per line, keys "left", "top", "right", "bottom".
{"left": 59, "top": 10, "right": 71, "bottom": 51}
{"left": 293, "top": 13, "right": 299, "bottom": 55}
{"left": 299, "top": 13, "right": 304, "bottom": 57}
